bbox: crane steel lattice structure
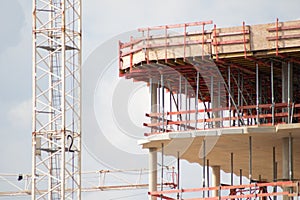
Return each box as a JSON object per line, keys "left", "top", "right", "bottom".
{"left": 32, "top": 0, "right": 82, "bottom": 199}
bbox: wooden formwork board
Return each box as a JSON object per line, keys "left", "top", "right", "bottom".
{"left": 120, "top": 20, "right": 300, "bottom": 71}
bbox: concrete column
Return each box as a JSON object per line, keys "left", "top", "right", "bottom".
{"left": 150, "top": 82, "right": 158, "bottom": 133}
{"left": 149, "top": 148, "right": 157, "bottom": 200}
{"left": 212, "top": 165, "right": 221, "bottom": 197}
{"left": 282, "top": 137, "right": 289, "bottom": 180}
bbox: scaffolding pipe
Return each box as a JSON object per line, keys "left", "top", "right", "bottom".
{"left": 179, "top": 76, "right": 182, "bottom": 130}
{"left": 287, "top": 62, "right": 291, "bottom": 124}
{"left": 195, "top": 72, "right": 199, "bottom": 130}
{"left": 207, "top": 159, "right": 210, "bottom": 197}
{"left": 271, "top": 61, "right": 275, "bottom": 125}
{"left": 228, "top": 66, "right": 231, "bottom": 126}
{"left": 161, "top": 75, "right": 165, "bottom": 132}
{"left": 273, "top": 146, "right": 277, "bottom": 200}
{"left": 289, "top": 133, "right": 293, "bottom": 181}
{"left": 256, "top": 63, "right": 259, "bottom": 125}
{"left": 185, "top": 79, "right": 188, "bottom": 130}
{"left": 238, "top": 70, "right": 241, "bottom": 126}
{"left": 231, "top": 152, "right": 234, "bottom": 185}
{"left": 177, "top": 152, "right": 180, "bottom": 200}
{"left": 202, "top": 139, "right": 206, "bottom": 198}
{"left": 161, "top": 143, "right": 164, "bottom": 194}
{"left": 250, "top": 137, "right": 253, "bottom": 180}
{"left": 211, "top": 76, "right": 214, "bottom": 128}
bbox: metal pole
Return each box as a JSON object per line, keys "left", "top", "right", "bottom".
{"left": 249, "top": 136, "right": 252, "bottom": 183}
{"left": 177, "top": 152, "right": 180, "bottom": 200}
{"left": 179, "top": 76, "right": 182, "bottom": 130}
{"left": 287, "top": 62, "right": 291, "bottom": 124}
{"left": 228, "top": 66, "right": 231, "bottom": 127}
{"left": 238, "top": 70, "right": 241, "bottom": 126}
{"left": 207, "top": 159, "right": 210, "bottom": 197}
{"left": 289, "top": 133, "right": 293, "bottom": 180}
{"left": 271, "top": 61, "right": 275, "bottom": 125}
{"left": 256, "top": 63, "right": 259, "bottom": 125}
{"left": 161, "top": 75, "right": 165, "bottom": 132}
{"left": 185, "top": 79, "right": 188, "bottom": 130}
{"left": 231, "top": 152, "right": 234, "bottom": 185}
{"left": 161, "top": 143, "right": 164, "bottom": 194}
{"left": 211, "top": 76, "right": 214, "bottom": 128}
{"left": 203, "top": 139, "right": 206, "bottom": 198}
{"left": 273, "top": 146, "right": 277, "bottom": 200}
{"left": 195, "top": 72, "right": 199, "bottom": 130}
{"left": 158, "top": 79, "right": 161, "bottom": 133}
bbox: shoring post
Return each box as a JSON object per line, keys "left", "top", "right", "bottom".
{"left": 195, "top": 71, "right": 200, "bottom": 130}
{"left": 161, "top": 143, "right": 164, "bottom": 194}
{"left": 228, "top": 66, "right": 231, "bottom": 127}
{"left": 177, "top": 152, "right": 180, "bottom": 200}
{"left": 238, "top": 70, "right": 241, "bottom": 126}
{"left": 231, "top": 152, "right": 234, "bottom": 185}
{"left": 271, "top": 61, "right": 275, "bottom": 125}
{"left": 207, "top": 159, "right": 210, "bottom": 197}
{"left": 210, "top": 76, "right": 214, "bottom": 128}
{"left": 161, "top": 74, "right": 165, "bottom": 132}
{"left": 202, "top": 139, "right": 206, "bottom": 198}
{"left": 276, "top": 18, "right": 279, "bottom": 56}
{"left": 256, "top": 63, "right": 260, "bottom": 125}
{"left": 185, "top": 79, "right": 188, "bottom": 130}
{"left": 249, "top": 136, "right": 253, "bottom": 183}
{"left": 157, "top": 79, "right": 161, "bottom": 133}
{"left": 287, "top": 62, "right": 291, "bottom": 124}
{"left": 289, "top": 133, "right": 293, "bottom": 181}
{"left": 179, "top": 75, "right": 182, "bottom": 131}
{"left": 273, "top": 146, "right": 277, "bottom": 200}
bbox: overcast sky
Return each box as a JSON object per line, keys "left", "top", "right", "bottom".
{"left": 0, "top": 0, "right": 299, "bottom": 199}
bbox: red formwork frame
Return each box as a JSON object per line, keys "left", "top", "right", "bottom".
{"left": 149, "top": 181, "right": 300, "bottom": 200}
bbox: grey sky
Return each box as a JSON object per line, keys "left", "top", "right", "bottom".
{"left": 0, "top": 0, "right": 299, "bottom": 199}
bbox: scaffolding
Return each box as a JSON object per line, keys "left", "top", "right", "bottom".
{"left": 119, "top": 19, "right": 300, "bottom": 200}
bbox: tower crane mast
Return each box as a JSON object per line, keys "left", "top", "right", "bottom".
{"left": 32, "top": 0, "right": 82, "bottom": 199}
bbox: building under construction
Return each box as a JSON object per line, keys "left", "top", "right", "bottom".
{"left": 119, "top": 19, "right": 300, "bottom": 199}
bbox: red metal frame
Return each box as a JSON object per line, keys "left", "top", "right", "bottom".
{"left": 149, "top": 181, "right": 299, "bottom": 200}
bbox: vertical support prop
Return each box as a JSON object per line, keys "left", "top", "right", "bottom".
{"left": 273, "top": 146, "right": 277, "bottom": 200}
{"left": 202, "top": 139, "right": 206, "bottom": 198}
{"left": 287, "top": 62, "right": 291, "bottom": 124}
{"left": 177, "top": 152, "right": 180, "bottom": 200}
{"left": 161, "top": 143, "right": 164, "bottom": 194}
{"left": 161, "top": 74, "right": 165, "bottom": 132}
{"left": 249, "top": 136, "right": 252, "bottom": 182}
{"left": 289, "top": 133, "right": 293, "bottom": 181}
{"left": 256, "top": 63, "right": 260, "bottom": 125}
{"left": 195, "top": 71, "right": 199, "bottom": 130}
{"left": 271, "top": 61, "right": 275, "bottom": 125}
{"left": 228, "top": 66, "right": 231, "bottom": 127}
{"left": 231, "top": 152, "right": 234, "bottom": 185}
{"left": 207, "top": 159, "right": 210, "bottom": 197}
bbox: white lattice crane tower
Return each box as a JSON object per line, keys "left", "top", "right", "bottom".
{"left": 32, "top": 0, "right": 82, "bottom": 199}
